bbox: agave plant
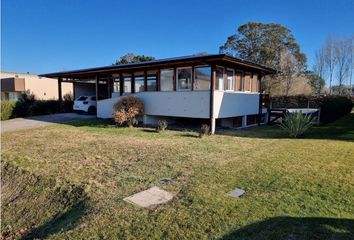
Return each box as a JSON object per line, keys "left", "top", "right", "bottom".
{"left": 280, "top": 111, "right": 315, "bottom": 138}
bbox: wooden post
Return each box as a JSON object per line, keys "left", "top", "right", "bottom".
{"left": 144, "top": 70, "right": 147, "bottom": 91}
{"left": 95, "top": 75, "right": 99, "bottom": 100}
{"left": 131, "top": 72, "right": 135, "bottom": 93}
{"left": 191, "top": 65, "right": 195, "bottom": 91}
{"left": 58, "top": 77, "right": 62, "bottom": 111}
{"left": 119, "top": 72, "right": 123, "bottom": 96}
{"left": 156, "top": 69, "right": 160, "bottom": 91}
{"left": 173, "top": 67, "right": 177, "bottom": 91}
{"left": 107, "top": 75, "right": 112, "bottom": 98}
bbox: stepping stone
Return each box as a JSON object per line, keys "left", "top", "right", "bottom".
{"left": 228, "top": 188, "right": 246, "bottom": 198}
{"left": 123, "top": 186, "right": 175, "bottom": 209}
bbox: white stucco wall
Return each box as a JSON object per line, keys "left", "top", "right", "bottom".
{"left": 213, "top": 91, "right": 260, "bottom": 118}
{"left": 97, "top": 91, "right": 210, "bottom": 119}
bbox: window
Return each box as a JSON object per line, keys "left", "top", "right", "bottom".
{"left": 123, "top": 77, "right": 131, "bottom": 94}
{"left": 91, "top": 96, "right": 96, "bottom": 101}
{"left": 235, "top": 72, "right": 243, "bottom": 91}
{"left": 216, "top": 67, "right": 224, "bottom": 90}
{"left": 160, "top": 69, "right": 174, "bottom": 91}
{"left": 113, "top": 78, "right": 120, "bottom": 93}
{"left": 77, "top": 96, "right": 88, "bottom": 101}
{"left": 134, "top": 76, "right": 145, "bottom": 93}
{"left": 226, "top": 69, "right": 234, "bottom": 91}
{"left": 177, "top": 67, "right": 192, "bottom": 90}
{"left": 147, "top": 74, "right": 157, "bottom": 91}
{"left": 247, "top": 114, "right": 258, "bottom": 125}
{"left": 194, "top": 67, "right": 211, "bottom": 90}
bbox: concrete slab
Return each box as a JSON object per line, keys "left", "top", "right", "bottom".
{"left": 1, "top": 113, "right": 95, "bottom": 133}
{"left": 124, "top": 186, "right": 175, "bottom": 209}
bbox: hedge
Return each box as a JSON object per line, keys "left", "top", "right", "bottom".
{"left": 271, "top": 95, "right": 353, "bottom": 123}
{"left": 1, "top": 93, "right": 73, "bottom": 121}
{"left": 1, "top": 101, "right": 16, "bottom": 120}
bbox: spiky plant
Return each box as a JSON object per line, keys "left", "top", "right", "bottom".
{"left": 280, "top": 111, "right": 315, "bottom": 138}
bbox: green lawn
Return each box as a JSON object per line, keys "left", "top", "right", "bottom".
{"left": 1, "top": 113, "right": 354, "bottom": 239}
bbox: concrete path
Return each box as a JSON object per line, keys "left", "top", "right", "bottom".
{"left": 1, "top": 113, "right": 95, "bottom": 133}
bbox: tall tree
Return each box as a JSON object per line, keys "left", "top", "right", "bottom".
{"left": 323, "top": 37, "right": 337, "bottom": 94}
{"left": 305, "top": 71, "right": 325, "bottom": 96}
{"left": 334, "top": 37, "right": 351, "bottom": 95}
{"left": 278, "top": 49, "right": 299, "bottom": 96}
{"left": 313, "top": 48, "right": 326, "bottom": 95}
{"left": 219, "top": 22, "right": 307, "bottom": 70}
{"left": 219, "top": 22, "right": 306, "bottom": 95}
{"left": 114, "top": 53, "right": 155, "bottom": 65}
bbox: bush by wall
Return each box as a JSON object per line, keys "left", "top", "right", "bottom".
{"left": 1, "top": 101, "right": 16, "bottom": 120}
{"left": 270, "top": 95, "right": 353, "bottom": 123}
{"left": 113, "top": 96, "right": 144, "bottom": 127}
{"left": 1, "top": 92, "right": 74, "bottom": 120}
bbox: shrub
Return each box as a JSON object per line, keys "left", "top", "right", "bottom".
{"left": 320, "top": 96, "right": 353, "bottom": 123}
{"left": 1, "top": 100, "right": 16, "bottom": 120}
{"left": 61, "top": 93, "right": 74, "bottom": 113}
{"left": 156, "top": 120, "right": 168, "bottom": 132}
{"left": 30, "top": 100, "right": 60, "bottom": 115}
{"left": 280, "top": 111, "right": 315, "bottom": 138}
{"left": 12, "top": 92, "right": 36, "bottom": 118}
{"left": 112, "top": 96, "right": 144, "bottom": 127}
{"left": 199, "top": 124, "right": 210, "bottom": 138}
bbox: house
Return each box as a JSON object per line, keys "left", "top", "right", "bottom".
{"left": 1, "top": 72, "right": 73, "bottom": 100}
{"left": 40, "top": 54, "right": 276, "bottom": 133}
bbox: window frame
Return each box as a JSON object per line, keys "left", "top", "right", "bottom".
{"left": 176, "top": 67, "right": 193, "bottom": 91}
{"left": 193, "top": 65, "right": 211, "bottom": 91}
{"left": 134, "top": 75, "right": 145, "bottom": 93}
{"left": 160, "top": 68, "right": 174, "bottom": 92}
{"left": 226, "top": 68, "right": 235, "bottom": 91}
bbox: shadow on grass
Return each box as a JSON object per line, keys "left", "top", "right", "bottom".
{"left": 21, "top": 199, "right": 87, "bottom": 239}
{"left": 222, "top": 216, "right": 354, "bottom": 240}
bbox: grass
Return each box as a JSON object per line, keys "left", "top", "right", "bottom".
{"left": 1, "top": 113, "right": 354, "bottom": 239}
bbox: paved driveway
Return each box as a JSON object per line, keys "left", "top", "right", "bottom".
{"left": 1, "top": 113, "right": 95, "bottom": 133}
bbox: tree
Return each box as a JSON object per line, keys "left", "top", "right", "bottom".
{"left": 305, "top": 71, "right": 325, "bottom": 96}
{"left": 278, "top": 49, "right": 299, "bottom": 96}
{"left": 313, "top": 48, "right": 326, "bottom": 95}
{"left": 219, "top": 22, "right": 307, "bottom": 71}
{"left": 323, "top": 37, "right": 337, "bottom": 94}
{"left": 219, "top": 22, "right": 306, "bottom": 95}
{"left": 334, "top": 37, "right": 351, "bottom": 95}
{"left": 114, "top": 53, "right": 155, "bottom": 65}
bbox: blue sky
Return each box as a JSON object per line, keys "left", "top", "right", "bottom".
{"left": 2, "top": 0, "right": 354, "bottom": 74}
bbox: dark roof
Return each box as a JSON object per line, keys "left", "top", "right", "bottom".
{"left": 40, "top": 54, "right": 276, "bottom": 78}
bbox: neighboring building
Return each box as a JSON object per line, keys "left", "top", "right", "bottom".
{"left": 40, "top": 54, "right": 276, "bottom": 133}
{"left": 1, "top": 72, "right": 73, "bottom": 100}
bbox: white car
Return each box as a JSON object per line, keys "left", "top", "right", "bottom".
{"left": 73, "top": 95, "right": 97, "bottom": 114}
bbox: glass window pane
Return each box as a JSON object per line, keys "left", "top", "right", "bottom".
{"left": 113, "top": 78, "right": 120, "bottom": 93}
{"left": 160, "top": 69, "right": 174, "bottom": 91}
{"left": 134, "top": 76, "right": 145, "bottom": 93}
{"left": 177, "top": 68, "right": 192, "bottom": 90}
{"left": 216, "top": 67, "right": 224, "bottom": 90}
{"left": 123, "top": 77, "right": 131, "bottom": 94}
{"left": 194, "top": 67, "right": 211, "bottom": 91}
{"left": 147, "top": 75, "right": 157, "bottom": 91}
{"left": 226, "top": 70, "right": 234, "bottom": 91}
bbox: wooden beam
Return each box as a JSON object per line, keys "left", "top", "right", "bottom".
{"left": 95, "top": 75, "right": 99, "bottom": 100}
{"left": 144, "top": 70, "right": 147, "bottom": 91}
{"left": 58, "top": 77, "right": 62, "bottom": 111}
{"left": 173, "top": 67, "right": 177, "bottom": 91}
{"left": 156, "top": 69, "right": 160, "bottom": 91}
{"left": 119, "top": 72, "right": 123, "bottom": 96}
{"left": 131, "top": 72, "right": 135, "bottom": 93}
{"left": 191, "top": 65, "right": 195, "bottom": 91}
